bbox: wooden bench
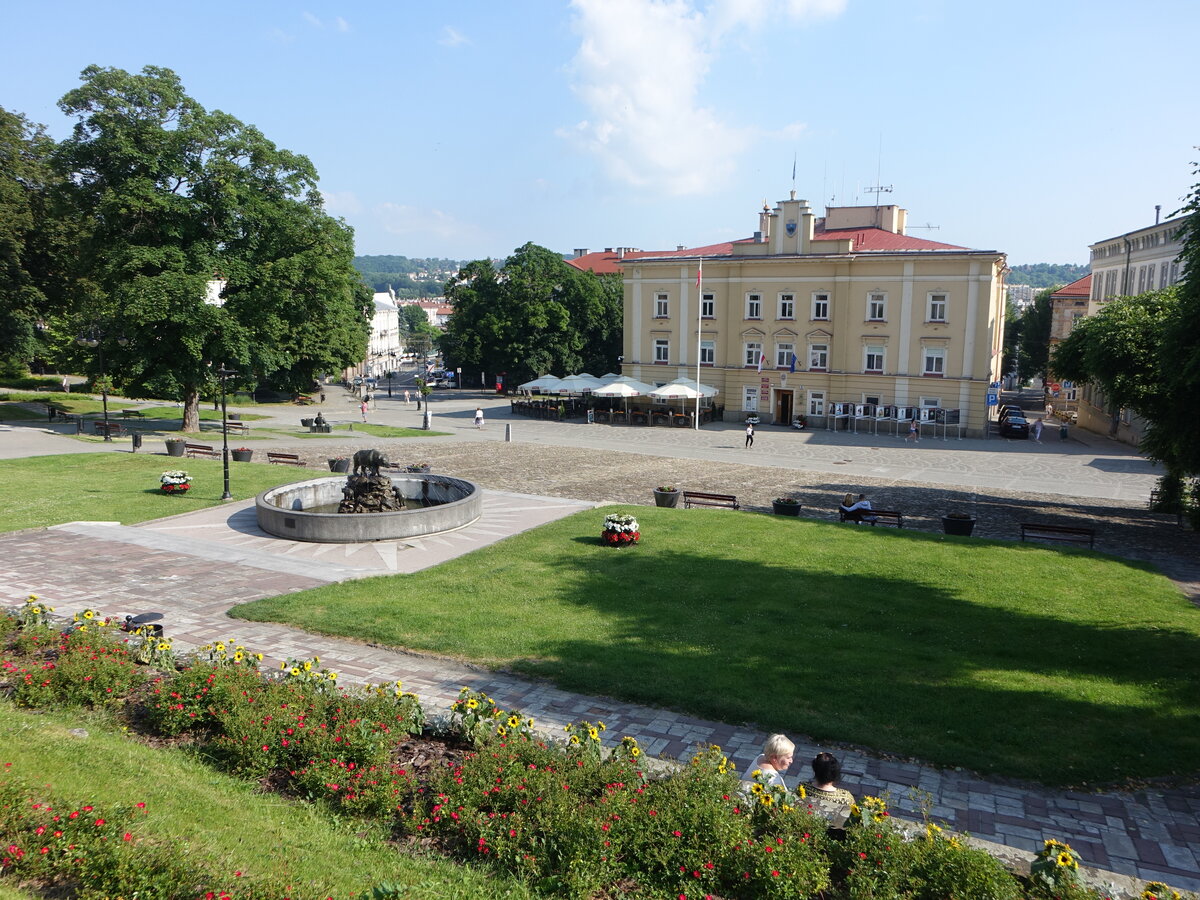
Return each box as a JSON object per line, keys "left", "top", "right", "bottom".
{"left": 224, "top": 421, "right": 249, "bottom": 435}
{"left": 1020, "top": 522, "right": 1094, "bottom": 549}
{"left": 683, "top": 491, "right": 739, "bottom": 510}
{"left": 838, "top": 508, "right": 904, "bottom": 528}
{"left": 184, "top": 442, "right": 217, "bottom": 458}
{"left": 120, "top": 409, "right": 146, "bottom": 418}
{"left": 266, "top": 452, "right": 306, "bottom": 466}
{"left": 92, "top": 420, "right": 126, "bottom": 437}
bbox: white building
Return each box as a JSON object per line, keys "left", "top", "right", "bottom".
{"left": 1088, "top": 214, "right": 1188, "bottom": 310}
{"left": 365, "top": 289, "right": 402, "bottom": 377}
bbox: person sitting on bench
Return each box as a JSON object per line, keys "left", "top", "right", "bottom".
{"left": 839, "top": 493, "right": 878, "bottom": 524}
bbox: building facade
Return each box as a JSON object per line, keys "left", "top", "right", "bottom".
{"left": 1045, "top": 274, "right": 1091, "bottom": 415}
{"left": 611, "top": 194, "right": 1008, "bottom": 436}
{"left": 1088, "top": 215, "right": 1187, "bottom": 309}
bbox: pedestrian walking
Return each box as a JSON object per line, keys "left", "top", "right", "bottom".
{"left": 360, "top": 399, "right": 368, "bottom": 423}
{"left": 745, "top": 422, "right": 754, "bottom": 448}
{"left": 905, "top": 418, "right": 919, "bottom": 442}
{"left": 474, "top": 406, "right": 485, "bottom": 429}
{"left": 1032, "top": 417, "right": 1044, "bottom": 442}
{"left": 404, "top": 389, "right": 411, "bottom": 406}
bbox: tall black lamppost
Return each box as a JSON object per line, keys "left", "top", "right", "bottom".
{"left": 216, "top": 366, "right": 237, "bottom": 501}
{"left": 76, "top": 328, "right": 127, "bottom": 442}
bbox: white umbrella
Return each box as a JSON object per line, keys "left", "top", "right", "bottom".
{"left": 518, "top": 375, "right": 564, "bottom": 392}
{"left": 649, "top": 378, "right": 718, "bottom": 399}
{"left": 555, "top": 373, "right": 605, "bottom": 393}
{"left": 590, "top": 378, "right": 655, "bottom": 423}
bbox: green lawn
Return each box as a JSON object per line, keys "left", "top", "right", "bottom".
{"left": 0, "top": 454, "right": 311, "bottom": 531}
{"left": 233, "top": 508, "right": 1200, "bottom": 786}
{"left": 0, "top": 703, "right": 530, "bottom": 899}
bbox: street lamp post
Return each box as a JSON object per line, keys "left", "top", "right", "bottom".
{"left": 216, "top": 366, "right": 237, "bottom": 501}
{"left": 76, "top": 328, "right": 127, "bottom": 442}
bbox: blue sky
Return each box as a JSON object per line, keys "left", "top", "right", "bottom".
{"left": 2, "top": 0, "right": 1197, "bottom": 267}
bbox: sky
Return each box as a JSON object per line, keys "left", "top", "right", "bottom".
{"left": 2, "top": 0, "right": 1197, "bottom": 267}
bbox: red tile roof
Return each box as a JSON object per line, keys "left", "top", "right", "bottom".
{"left": 1049, "top": 274, "right": 1092, "bottom": 299}
{"left": 566, "top": 226, "right": 970, "bottom": 274}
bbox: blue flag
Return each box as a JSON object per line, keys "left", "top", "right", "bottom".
{"left": 789, "top": 352, "right": 797, "bottom": 373}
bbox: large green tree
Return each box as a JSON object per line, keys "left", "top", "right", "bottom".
{"left": 440, "top": 243, "right": 622, "bottom": 385}
{"left": 50, "top": 65, "right": 366, "bottom": 430}
{"left": 1014, "top": 288, "right": 1054, "bottom": 385}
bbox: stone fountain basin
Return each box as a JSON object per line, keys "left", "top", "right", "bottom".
{"left": 255, "top": 474, "right": 482, "bottom": 543}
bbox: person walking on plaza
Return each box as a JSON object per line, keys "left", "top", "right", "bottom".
{"left": 1032, "top": 417, "right": 1044, "bottom": 443}
{"left": 474, "top": 406, "right": 485, "bottom": 429}
{"left": 905, "top": 418, "right": 919, "bottom": 442}
{"left": 745, "top": 422, "right": 755, "bottom": 448}
{"left": 360, "top": 399, "right": 368, "bottom": 423}
{"left": 404, "top": 389, "right": 411, "bottom": 406}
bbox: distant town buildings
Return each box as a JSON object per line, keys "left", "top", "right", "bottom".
{"left": 574, "top": 195, "right": 1008, "bottom": 437}
{"left": 1005, "top": 283, "right": 1036, "bottom": 308}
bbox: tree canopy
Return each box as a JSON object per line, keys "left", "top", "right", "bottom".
{"left": 439, "top": 243, "right": 622, "bottom": 384}
{"left": 1007, "top": 263, "right": 1089, "bottom": 289}
{"left": 13, "top": 65, "right": 367, "bottom": 428}
{"left": 1012, "top": 289, "right": 1053, "bottom": 383}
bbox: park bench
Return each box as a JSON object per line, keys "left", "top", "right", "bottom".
{"left": 184, "top": 442, "right": 217, "bottom": 459}
{"left": 223, "top": 421, "right": 249, "bottom": 435}
{"left": 683, "top": 491, "right": 740, "bottom": 510}
{"left": 92, "top": 421, "right": 126, "bottom": 437}
{"left": 120, "top": 409, "right": 146, "bottom": 418}
{"left": 838, "top": 508, "right": 904, "bottom": 528}
{"left": 293, "top": 394, "right": 314, "bottom": 405}
{"left": 1019, "top": 522, "right": 1094, "bottom": 549}
{"left": 266, "top": 452, "right": 306, "bottom": 466}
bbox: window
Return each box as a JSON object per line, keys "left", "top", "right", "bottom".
{"left": 1160, "top": 263, "right": 1169, "bottom": 289}
{"left": 928, "top": 293, "right": 947, "bottom": 322}
{"left": 1137, "top": 267, "right": 1146, "bottom": 293}
{"left": 744, "top": 341, "right": 763, "bottom": 367}
{"left": 867, "top": 292, "right": 887, "bottom": 321}
{"left": 808, "top": 391, "right": 825, "bottom": 417}
{"left": 864, "top": 345, "right": 884, "bottom": 374}
{"left": 654, "top": 338, "right": 669, "bottom": 364}
{"left": 778, "top": 293, "right": 795, "bottom": 320}
{"left": 775, "top": 342, "right": 794, "bottom": 369}
{"left": 811, "top": 292, "right": 830, "bottom": 320}
{"left": 746, "top": 293, "right": 762, "bottom": 319}
{"left": 701, "top": 293, "right": 715, "bottom": 318}
{"left": 808, "top": 343, "right": 828, "bottom": 371}
{"left": 699, "top": 340, "right": 715, "bottom": 366}
{"left": 923, "top": 347, "right": 945, "bottom": 377}
{"left": 655, "top": 292, "right": 669, "bottom": 318}
{"left": 743, "top": 386, "right": 759, "bottom": 412}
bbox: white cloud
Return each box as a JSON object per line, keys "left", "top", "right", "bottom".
{"left": 376, "top": 203, "right": 484, "bottom": 245}
{"left": 302, "top": 11, "right": 322, "bottom": 28}
{"left": 321, "top": 190, "right": 364, "bottom": 216}
{"left": 439, "top": 26, "right": 471, "bottom": 47}
{"left": 563, "top": 0, "right": 845, "bottom": 195}
{"left": 335, "top": 16, "right": 351, "bottom": 32}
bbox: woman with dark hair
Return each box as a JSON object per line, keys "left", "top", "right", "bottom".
{"left": 807, "top": 752, "right": 855, "bottom": 806}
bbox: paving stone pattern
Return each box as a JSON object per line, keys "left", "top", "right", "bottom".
{"left": 2, "top": 429, "right": 1199, "bottom": 891}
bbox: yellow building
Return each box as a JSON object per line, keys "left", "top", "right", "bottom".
{"left": 590, "top": 194, "right": 1008, "bottom": 436}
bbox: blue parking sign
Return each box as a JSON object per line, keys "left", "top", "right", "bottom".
{"left": 986, "top": 392, "right": 998, "bottom": 406}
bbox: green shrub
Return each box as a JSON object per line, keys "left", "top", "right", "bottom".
{"left": 7, "top": 626, "right": 144, "bottom": 709}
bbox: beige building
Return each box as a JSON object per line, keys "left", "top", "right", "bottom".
{"left": 596, "top": 194, "right": 1008, "bottom": 436}
{"left": 1046, "top": 274, "right": 1091, "bottom": 416}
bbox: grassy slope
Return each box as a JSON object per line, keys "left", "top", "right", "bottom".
{"left": 233, "top": 508, "right": 1200, "bottom": 786}
{"left": 0, "top": 704, "right": 529, "bottom": 899}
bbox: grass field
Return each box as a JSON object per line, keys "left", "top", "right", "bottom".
{"left": 233, "top": 507, "right": 1200, "bottom": 786}
{"left": 0, "top": 703, "right": 530, "bottom": 899}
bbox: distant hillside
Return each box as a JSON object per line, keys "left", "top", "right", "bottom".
{"left": 1007, "top": 263, "right": 1089, "bottom": 289}
{"left": 352, "top": 255, "right": 467, "bottom": 297}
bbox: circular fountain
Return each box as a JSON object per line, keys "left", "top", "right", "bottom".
{"left": 255, "top": 472, "right": 482, "bottom": 543}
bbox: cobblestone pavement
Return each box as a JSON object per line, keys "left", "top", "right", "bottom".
{"left": 3, "top": 406, "right": 1200, "bottom": 891}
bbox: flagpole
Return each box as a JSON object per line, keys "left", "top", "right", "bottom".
{"left": 695, "top": 259, "right": 703, "bottom": 430}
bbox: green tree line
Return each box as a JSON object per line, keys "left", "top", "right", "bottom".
{"left": 1007, "top": 263, "right": 1089, "bottom": 289}
{"left": 0, "top": 65, "right": 369, "bottom": 430}
{"left": 352, "top": 255, "right": 467, "bottom": 297}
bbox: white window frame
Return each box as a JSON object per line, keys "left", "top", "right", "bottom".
{"left": 808, "top": 391, "right": 825, "bottom": 417}
{"left": 864, "top": 345, "right": 885, "bottom": 374}
{"left": 927, "top": 292, "right": 948, "bottom": 323}
{"left": 775, "top": 342, "right": 794, "bottom": 369}
{"left": 745, "top": 293, "right": 763, "bottom": 319}
{"left": 922, "top": 346, "right": 945, "bottom": 377}
{"left": 778, "top": 293, "right": 795, "bottom": 320}
{"left": 654, "top": 338, "right": 670, "bottom": 364}
{"left": 867, "top": 292, "right": 887, "bottom": 321}
{"left": 743, "top": 386, "right": 759, "bottom": 412}
{"left": 699, "top": 340, "right": 715, "bottom": 366}
{"left": 654, "top": 292, "right": 669, "bottom": 318}
{"left": 811, "top": 292, "right": 830, "bottom": 320}
{"left": 701, "top": 293, "right": 715, "bottom": 318}
{"left": 808, "top": 342, "right": 828, "bottom": 371}
{"left": 744, "top": 341, "right": 763, "bottom": 368}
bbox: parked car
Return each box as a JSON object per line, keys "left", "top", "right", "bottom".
{"left": 999, "top": 415, "right": 1030, "bottom": 438}
{"left": 999, "top": 404, "right": 1024, "bottom": 421}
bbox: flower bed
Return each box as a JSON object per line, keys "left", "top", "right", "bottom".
{"left": 601, "top": 512, "right": 640, "bottom": 546}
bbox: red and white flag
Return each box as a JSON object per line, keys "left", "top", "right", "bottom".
{"left": 757, "top": 350, "right": 764, "bottom": 373}
{"left": 695, "top": 260, "right": 703, "bottom": 288}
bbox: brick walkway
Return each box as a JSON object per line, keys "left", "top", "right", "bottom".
{"left": 1, "top": 467, "right": 1198, "bottom": 891}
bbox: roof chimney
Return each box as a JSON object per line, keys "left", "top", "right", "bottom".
{"left": 574, "top": 248, "right": 588, "bottom": 258}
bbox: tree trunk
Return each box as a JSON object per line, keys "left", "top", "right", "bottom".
{"left": 182, "top": 386, "right": 201, "bottom": 433}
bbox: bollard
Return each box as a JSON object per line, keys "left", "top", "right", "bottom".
{"left": 504, "top": 423, "right": 512, "bottom": 442}
{"left": 1059, "top": 423, "right": 1068, "bottom": 441}
{"left": 131, "top": 432, "right": 142, "bottom": 452}
{"left": 423, "top": 410, "right": 432, "bottom": 431}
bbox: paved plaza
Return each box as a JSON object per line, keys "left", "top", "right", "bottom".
{"left": 1, "top": 386, "right": 1198, "bottom": 892}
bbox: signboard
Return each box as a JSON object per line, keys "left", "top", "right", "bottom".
{"left": 986, "top": 392, "right": 998, "bottom": 406}
{"left": 1048, "top": 382, "right": 1062, "bottom": 393}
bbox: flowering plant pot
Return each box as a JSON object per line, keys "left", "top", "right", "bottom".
{"left": 653, "top": 487, "right": 680, "bottom": 508}
{"left": 941, "top": 514, "right": 976, "bottom": 536}
{"left": 160, "top": 483, "right": 190, "bottom": 495}
{"left": 160, "top": 470, "right": 192, "bottom": 494}
{"left": 601, "top": 513, "right": 640, "bottom": 547}
{"left": 772, "top": 498, "right": 802, "bottom": 516}
{"left": 231, "top": 448, "right": 253, "bottom": 462}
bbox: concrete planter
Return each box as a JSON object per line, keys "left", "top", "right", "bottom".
{"left": 231, "top": 449, "right": 253, "bottom": 462}
{"left": 942, "top": 515, "right": 976, "bottom": 536}
{"left": 772, "top": 500, "right": 802, "bottom": 516}
{"left": 164, "top": 440, "right": 186, "bottom": 457}
{"left": 653, "top": 489, "right": 680, "bottom": 508}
